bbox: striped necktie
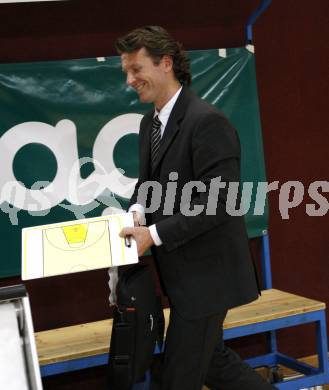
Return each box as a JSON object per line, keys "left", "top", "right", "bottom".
{"left": 150, "top": 115, "right": 162, "bottom": 167}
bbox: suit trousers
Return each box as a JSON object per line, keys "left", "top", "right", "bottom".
{"left": 150, "top": 307, "right": 277, "bottom": 390}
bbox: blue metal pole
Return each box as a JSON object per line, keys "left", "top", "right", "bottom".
{"left": 261, "top": 232, "right": 277, "bottom": 354}
{"left": 261, "top": 232, "right": 272, "bottom": 289}
{"left": 316, "top": 312, "right": 329, "bottom": 376}
{"left": 246, "top": 0, "right": 272, "bottom": 43}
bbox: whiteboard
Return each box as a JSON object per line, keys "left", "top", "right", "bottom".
{"left": 22, "top": 213, "right": 138, "bottom": 280}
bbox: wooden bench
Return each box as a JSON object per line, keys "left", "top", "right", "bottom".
{"left": 36, "top": 288, "right": 326, "bottom": 379}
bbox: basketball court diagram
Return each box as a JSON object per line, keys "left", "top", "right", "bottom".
{"left": 22, "top": 213, "right": 138, "bottom": 280}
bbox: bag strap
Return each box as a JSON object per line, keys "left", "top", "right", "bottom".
{"left": 109, "top": 307, "right": 136, "bottom": 390}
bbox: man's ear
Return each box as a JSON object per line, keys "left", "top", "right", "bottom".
{"left": 161, "top": 55, "right": 174, "bottom": 73}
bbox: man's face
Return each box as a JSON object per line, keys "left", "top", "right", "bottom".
{"left": 121, "top": 48, "right": 169, "bottom": 108}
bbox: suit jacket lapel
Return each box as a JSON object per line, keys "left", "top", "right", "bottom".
{"left": 151, "top": 87, "right": 191, "bottom": 175}
{"left": 138, "top": 110, "right": 154, "bottom": 180}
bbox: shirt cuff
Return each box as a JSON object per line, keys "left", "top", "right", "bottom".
{"left": 149, "top": 224, "right": 163, "bottom": 246}
{"left": 128, "top": 204, "right": 146, "bottom": 225}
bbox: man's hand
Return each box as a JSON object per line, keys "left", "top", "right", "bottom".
{"left": 120, "top": 226, "right": 154, "bottom": 257}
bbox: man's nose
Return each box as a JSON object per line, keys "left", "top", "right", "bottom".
{"left": 126, "top": 73, "right": 135, "bottom": 86}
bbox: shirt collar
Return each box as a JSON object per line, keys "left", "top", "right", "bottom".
{"left": 154, "top": 86, "right": 182, "bottom": 129}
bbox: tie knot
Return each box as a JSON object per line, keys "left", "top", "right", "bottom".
{"left": 153, "top": 115, "right": 161, "bottom": 129}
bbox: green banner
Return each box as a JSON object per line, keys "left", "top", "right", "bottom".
{"left": 0, "top": 47, "right": 267, "bottom": 278}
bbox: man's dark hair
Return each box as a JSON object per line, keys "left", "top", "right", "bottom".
{"left": 115, "top": 26, "right": 191, "bottom": 86}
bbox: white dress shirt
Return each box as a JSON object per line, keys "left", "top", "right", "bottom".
{"left": 129, "top": 86, "right": 183, "bottom": 246}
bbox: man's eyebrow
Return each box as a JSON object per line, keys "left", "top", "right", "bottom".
{"left": 122, "top": 64, "right": 141, "bottom": 73}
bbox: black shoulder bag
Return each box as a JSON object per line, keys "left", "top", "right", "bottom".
{"left": 107, "top": 264, "right": 164, "bottom": 390}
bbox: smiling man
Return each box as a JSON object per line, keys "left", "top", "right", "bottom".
{"left": 122, "top": 47, "right": 180, "bottom": 109}
{"left": 116, "top": 26, "right": 276, "bottom": 390}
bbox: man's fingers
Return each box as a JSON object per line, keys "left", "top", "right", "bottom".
{"left": 119, "top": 227, "right": 135, "bottom": 238}
{"left": 132, "top": 211, "right": 141, "bottom": 226}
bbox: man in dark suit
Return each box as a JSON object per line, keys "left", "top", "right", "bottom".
{"left": 117, "top": 26, "right": 276, "bottom": 390}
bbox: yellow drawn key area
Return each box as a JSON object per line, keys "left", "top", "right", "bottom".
{"left": 62, "top": 224, "right": 88, "bottom": 246}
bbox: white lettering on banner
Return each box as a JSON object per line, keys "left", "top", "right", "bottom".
{"left": 0, "top": 114, "right": 142, "bottom": 211}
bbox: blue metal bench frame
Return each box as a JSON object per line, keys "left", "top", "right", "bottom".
{"left": 227, "top": 232, "right": 329, "bottom": 389}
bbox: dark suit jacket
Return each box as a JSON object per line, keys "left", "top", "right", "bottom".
{"left": 130, "top": 87, "right": 259, "bottom": 320}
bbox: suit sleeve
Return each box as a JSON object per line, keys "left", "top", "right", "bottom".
{"left": 155, "top": 111, "right": 241, "bottom": 252}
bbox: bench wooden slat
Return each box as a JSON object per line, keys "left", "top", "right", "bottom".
{"left": 36, "top": 320, "right": 113, "bottom": 365}
{"left": 223, "top": 289, "right": 325, "bottom": 328}
{"left": 36, "top": 289, "right": 325, "bottom": 366}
